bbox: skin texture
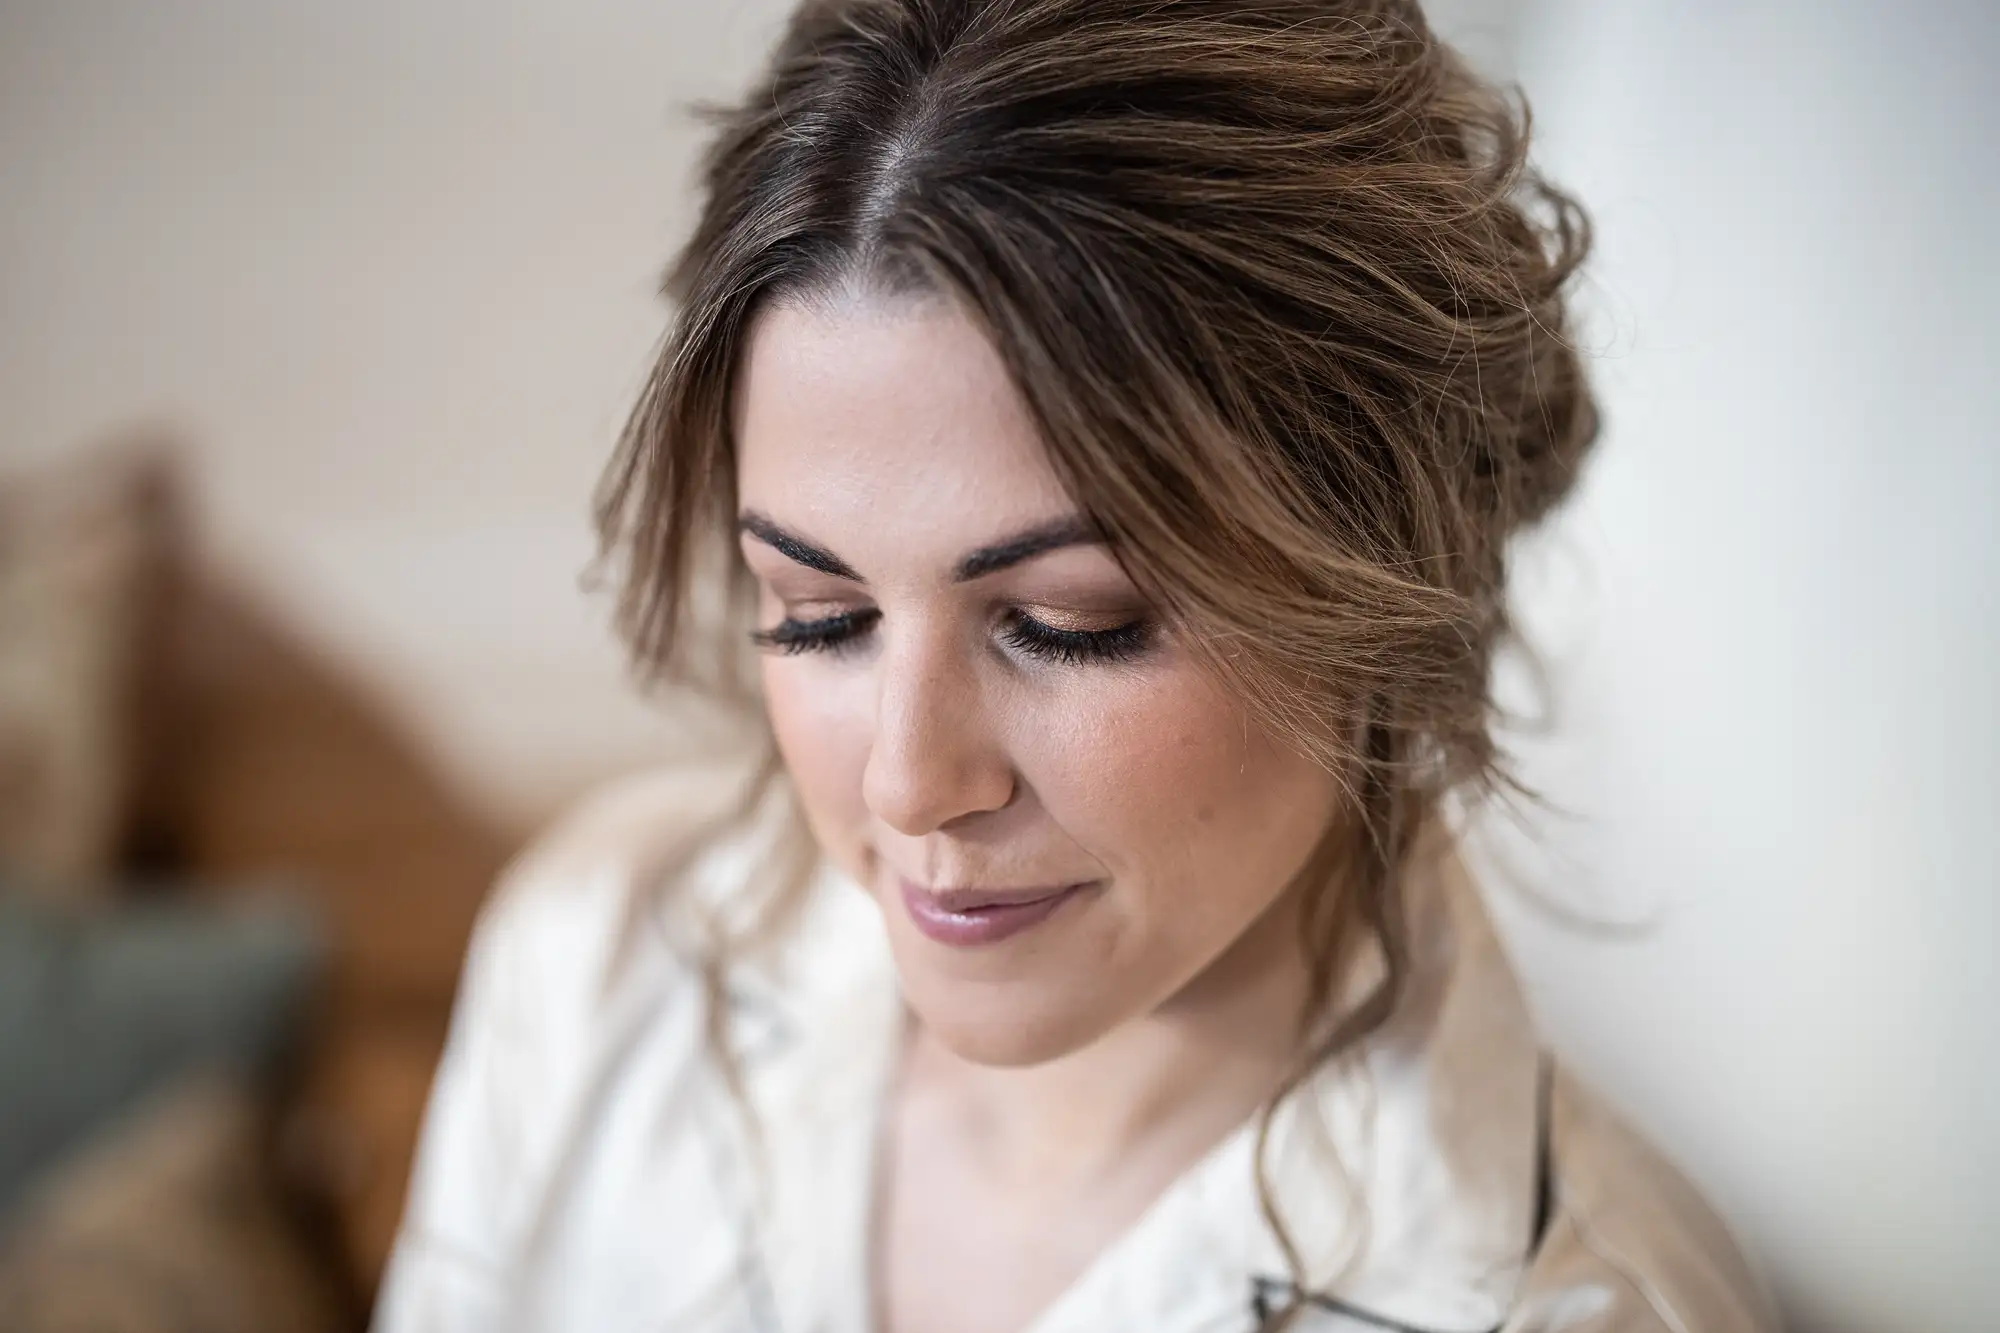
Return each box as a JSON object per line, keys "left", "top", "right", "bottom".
{"left": 734, "top": 293, "right": 1340, "bottom": 1333}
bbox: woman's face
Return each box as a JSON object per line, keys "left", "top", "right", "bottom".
{"left": 735, "top": 293, "right": 1338, "bottom": 1067}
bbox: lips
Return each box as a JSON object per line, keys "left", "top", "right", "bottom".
{"left": 897, "top": 876, "right": 1091, "bottom": 947}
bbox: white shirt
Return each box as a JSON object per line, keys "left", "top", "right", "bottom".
{"left": 375, "top": 767, "right": 1777, "bottom": 1333}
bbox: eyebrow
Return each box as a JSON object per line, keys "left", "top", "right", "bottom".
{"left": 736, "top": 510, "right": 1101, "bottom": 585}
{"left": 737, "top": 510, "right": 861, "bottom": 580}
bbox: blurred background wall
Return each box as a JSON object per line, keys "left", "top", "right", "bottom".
{"left": 0, "top": 2, "right": 1993, "bottom": 1331}
{"left": 1478, "top": 5, "right": 1998, "bottom": 1333}
{"left": 0, "top": 0, "right": 793, "bottom": 829}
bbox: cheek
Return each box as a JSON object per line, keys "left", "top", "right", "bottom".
{"left": 1019, "top": 664, "right": 1335, "bottom": 913}
{"left": 762, "top": 660, "right": 872, "bottom": 847}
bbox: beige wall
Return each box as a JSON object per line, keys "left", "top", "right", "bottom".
{"left": 0, "top": 0, "right": 798, "bottom": 825}
{"left": 3, "top": 3, "right": 1994, "bottom": 1331}
{"left": 1482, "top": 3, "right": 1998, "bottom": 1330}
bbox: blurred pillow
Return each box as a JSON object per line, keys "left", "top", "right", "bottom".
{"left": 0, "top": 1075, "right": 347, "bottom": 1333}
{"left": 0, "top": 885, "right": 324, "bottom": 1216}
{"left": 0, "top": 446, "right": 177, "bottom": 899}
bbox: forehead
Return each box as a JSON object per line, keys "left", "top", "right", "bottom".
{"left": 733, "top": 294, "right": 1075, "bottom": 545}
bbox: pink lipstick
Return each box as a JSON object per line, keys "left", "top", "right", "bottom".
{"left": 898, "top": 877, "right": 1090, "bottom": 947}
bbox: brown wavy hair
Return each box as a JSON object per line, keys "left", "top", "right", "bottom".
{"left": 596, "top": 0, "right": 1596, "bottom": 1318}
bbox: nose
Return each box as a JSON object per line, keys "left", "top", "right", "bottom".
{"left": 862, "top": 625, "right": 1015, "bottom": 837}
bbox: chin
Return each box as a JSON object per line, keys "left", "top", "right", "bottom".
{"left": 912, "top": 1000, "right": 1102, "bottom": 1068}
{"left": 895, "top": 963, "right": 1118, "bottom": 1068}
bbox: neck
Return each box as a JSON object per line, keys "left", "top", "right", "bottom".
{"left": 903, "top": 884, "right": 1313, "bottom": 1193}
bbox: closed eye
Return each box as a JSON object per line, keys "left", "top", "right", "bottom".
{"left": 1000, "top": 611, "right": 1151, "bottom": 664}
{"left": 750, "top": 606, "right": 1151, "bottom": 666}
{"left": 750, "top": 607, "right": 881, "bottom": 655}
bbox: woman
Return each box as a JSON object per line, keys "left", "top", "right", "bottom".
{"left": 378, "top": 2, "right": 1776, "bottom": 1330}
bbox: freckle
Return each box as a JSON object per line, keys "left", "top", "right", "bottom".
{"left": 1194, "top": 805, "right": 1216, "bottom": 824}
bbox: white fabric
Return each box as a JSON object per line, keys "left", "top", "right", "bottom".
{"left": 375, "top": 769, "right": 1778, "bottom": 1333}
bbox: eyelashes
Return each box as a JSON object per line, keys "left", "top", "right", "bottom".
{"left": 1004, "top": 612, "right": 1150, "bottom": 665}
{"left": 750, "top": 607, "right": 1151, "bottom": 666}
{"left": 750, "top": 608, "right": 881, "bottom": 655}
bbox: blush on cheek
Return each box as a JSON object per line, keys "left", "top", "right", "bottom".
{"left": 1055, "top": 677, "right": 1252, "bottom": 818}
{"left": 1016, "top": 661, "right": 1331, "bottom": 905}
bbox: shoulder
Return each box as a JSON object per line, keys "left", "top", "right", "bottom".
{"left": 1513, "top": 1066, "right": 1780, "bottom": 1333}
{"left": 428, "top": 755, "right": 802, "bottom": 1151}
{"left": 485, "top": 757, "right": 764, "bottom": 938}
{"left": 378, "top": 760, "right": 796, "bottom": 1326}
{"left": 465, "top": 757, "right": 772, "bottom": 1010}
